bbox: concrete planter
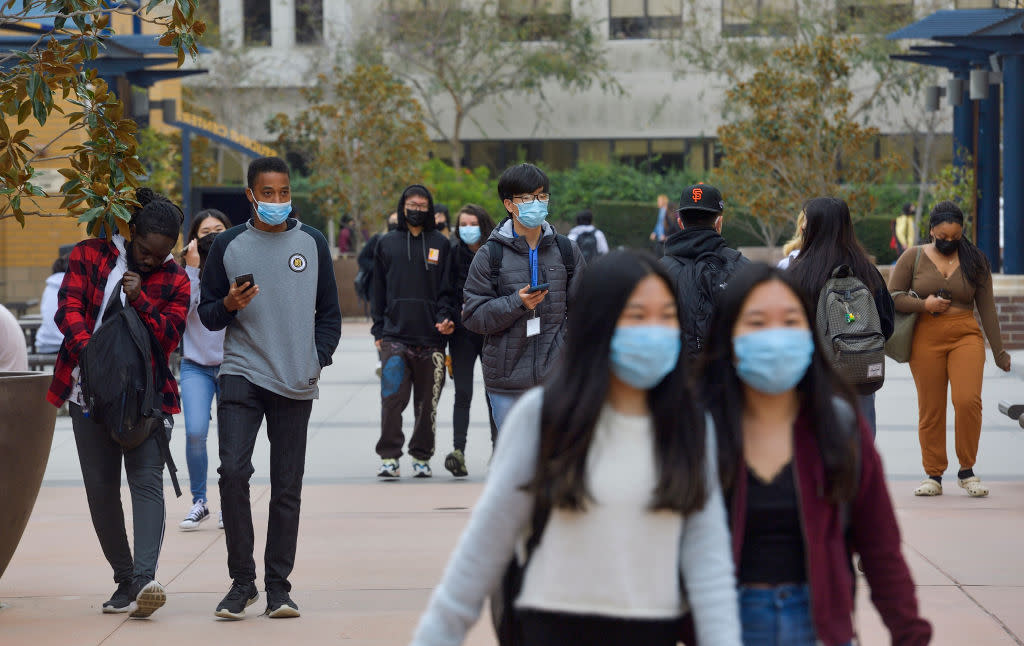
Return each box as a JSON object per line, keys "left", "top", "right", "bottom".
{"left": 0, "top": 372, "right": 56, "bottom": 580}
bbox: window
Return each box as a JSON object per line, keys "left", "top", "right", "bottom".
{"left": 609, "top": 0, "right": 681, "bottom": 40}
{"left": 649, "top": 139, "right": 686, "bottom": 171}
{"left": 499, "top": 0, "right": 571, "bottom": 41}
{"left": 243, "top": 0, "right": 271, "bottom": 46}
{"left": 295, "top": 0, "right": 323, "bottom": 44}
{"left": 579, "top": 140, "right": 612, "bottom": 163}
{"left": 721, "top": 0, "right": 796, "bottom": 37}
{"left": 613, "top": 139, "right": 650, "bottom": 166}
{"left": 837, "top": 0, "right": 913, "bottom": 34}
{"left": 383, "top": 0, "right": 452, "bottom": 41}
{"left": 955, "top": 0, "right": 1010, "bottom": 7}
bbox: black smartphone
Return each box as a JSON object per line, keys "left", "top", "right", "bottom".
{"left": 234, "top": 273, "right": 254, "bottom": 291}
{"left": 935, "top": 288, "right": 952, "bottom": 300}
{"left": 527, "top": 283, "right": 550, "bottom": 293}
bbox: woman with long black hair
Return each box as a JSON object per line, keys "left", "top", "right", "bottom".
{"left": 787, "top": 197, "right": 894, "bottom": 435}
{"left": 700, "top": 263, "right": 930, "bottom": 646}
{"left": 888, "top": 201, "right": 1010, "bottom": 498}
{"left": 410, "top": 250, "right": 740, "bottom": 646}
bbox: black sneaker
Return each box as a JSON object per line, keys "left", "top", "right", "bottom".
{"left": 265, "top": 588, "right": 300, "bottom": 618}
{"left": 128, "top": 580, "right": 166, "bottom": 618}
{"left": 215, "top": 580, "right": 259, "bottom": 620}
{"left": 101, "top": 581, "right": 134, "bottom": 614}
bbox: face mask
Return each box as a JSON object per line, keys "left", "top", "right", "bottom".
{"left": 935, "top": 238, "right": 959, "bottom": 256}
{"left": 387, "top": 221, "right": 398, "bottom": 232}
{"left": 459, "top": 225, "right": 481, "bottom": 245}
{"left": 251, "top": 194, "right": 292, "bottom": 226}
{"left": 405, "top": 209, "right": 429, "bottom": 227}
{"left": 515, "top": 199, "right": 548, "bottom": 228}
{"left": 734, "top": 328, "right": 814, "bottom": 395}
{"left": 609, "top": 325, "right": 681, "bottom": 390}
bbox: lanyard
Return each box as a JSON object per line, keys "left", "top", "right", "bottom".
{"left": 511, "top": 227, "right": 540, "bottom": 287}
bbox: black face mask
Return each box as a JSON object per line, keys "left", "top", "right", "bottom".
{"left": 405, "top": 209, "right": 429, "bottom": 227}
{"left": 436, "top": 221, "right": 448, "bottom": 231}
{"left": 935, "top": 238, "right": 960, "bottom": 256}
{"left": 387, "top": 221, "right": 398, "bottom": 232}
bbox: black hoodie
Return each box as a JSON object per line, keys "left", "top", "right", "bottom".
{"left": 371, "top": 185, "right": 456, "bottom": 346}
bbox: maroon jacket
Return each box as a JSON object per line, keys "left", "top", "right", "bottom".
{"left": 729, "top": 404, "right": 932, "bottom": 645}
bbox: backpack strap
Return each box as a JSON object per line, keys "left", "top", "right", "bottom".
{"left": 554, "top": 234, "right": 575, "bottom": 285}
{"left": 487, "top": 239, "right": 504, "bottom": 295}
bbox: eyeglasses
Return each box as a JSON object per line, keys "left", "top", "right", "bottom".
{"left": 511, "top": 193, "right": 550, "bottom": 204}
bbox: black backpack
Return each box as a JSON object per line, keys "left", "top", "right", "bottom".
{"left": 486, "top": 230, "right": 576, "bottom": 296}
{"left": 575, "top": 229, "right": 599, "bottom": 264}
{"left": 666, "top": 248, "right": 745, "bottom": 357}
{"left": 79, "top": 282, "right": 181, "bottom": 497}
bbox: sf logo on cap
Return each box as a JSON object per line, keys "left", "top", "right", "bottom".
{"left": 692, "top": 188, "right": 703, "bottom": 203}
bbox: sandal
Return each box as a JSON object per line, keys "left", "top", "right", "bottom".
{"left": 958, "top": 476, "right": 989, "bottom": 498}
{"left": 914, "top": 478, "right": 942, "bottom": 496}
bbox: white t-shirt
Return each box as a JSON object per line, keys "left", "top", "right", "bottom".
{"left": 0, "top": 303, "right": 28, "bottom": 371}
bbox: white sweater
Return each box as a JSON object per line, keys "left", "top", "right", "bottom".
{"left": 182, "top": 265, "right": 224, "bottom": 366}
{"left": 409, "top": 387, "right": 741, "bottom": 646}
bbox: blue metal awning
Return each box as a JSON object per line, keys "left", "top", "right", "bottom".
{"left": 887, "top": 9, "right": 1021, "bottom": 41}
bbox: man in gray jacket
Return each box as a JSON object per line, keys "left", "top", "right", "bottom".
{"left": 462, "top": 163, "right": 585, "bottom": 432}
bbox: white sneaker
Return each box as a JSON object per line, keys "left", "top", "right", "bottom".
{"left": 179, "top": 500, "right": 210, "bottom": 531}
{"left": 377, "top": 459, "right": 400, "bottom": 478}
{"left": 218, "top": 510, "right": 224, "bottom": 529}
{"left": 412, "top": 459, "right": 432, "bottom": 478}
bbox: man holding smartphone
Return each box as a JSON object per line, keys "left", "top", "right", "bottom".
{"left": 462, "top": 163, "right": 586, "bottom": 433}
{"left": 199, "top": 156, "right": 341, "bottom": 621}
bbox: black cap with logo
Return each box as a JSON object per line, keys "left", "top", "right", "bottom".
{"left": 677, "top": 184, "right": 724, "bottom": 214}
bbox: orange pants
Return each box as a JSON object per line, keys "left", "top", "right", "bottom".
{"left": 909, "top": 309, "right": 985, "bottom": 477}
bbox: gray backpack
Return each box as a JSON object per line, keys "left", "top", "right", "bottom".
{"left": 815, "top": 265, "right": 885, "bottom": 394}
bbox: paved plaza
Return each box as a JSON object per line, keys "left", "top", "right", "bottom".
{"left": 2, "top": 321, "right": 1024, "bottom": 645}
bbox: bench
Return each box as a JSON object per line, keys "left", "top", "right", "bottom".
{"left": 997, "top": 400, "right": 1024, "bottom": 429}
{"left": 27, "top": 353, "right": 57, "bottom": 371}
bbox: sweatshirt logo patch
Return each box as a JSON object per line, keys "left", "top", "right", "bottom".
{"left": 289, "top": 253, "right": 308, "bottom": 272}
{"left": 427, "top": 247, "right": 440, "bottom": 264}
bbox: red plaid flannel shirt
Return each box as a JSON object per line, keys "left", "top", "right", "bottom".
{"left": 46, "top": 237, "right": 190, "bottom": 414}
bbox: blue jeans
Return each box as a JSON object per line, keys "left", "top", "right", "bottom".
{"left": 858, "top": 392, "right": 877, "bottom": 438}
{"left": 487, "top": 391, "right": 522, "bottom": 436}
{"left": 739, "top": 584, "right": 851, "bottom": 646}
{"left": 180, "top": 358, "right": 219, "bottom": 503}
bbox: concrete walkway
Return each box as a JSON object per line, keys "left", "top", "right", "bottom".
{"left": 2, "top": 321, "right": 1024, "bottom": 645}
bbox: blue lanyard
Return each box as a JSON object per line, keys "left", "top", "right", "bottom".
{"left": 512, "top": 227, "right": 540, "bottom": 287}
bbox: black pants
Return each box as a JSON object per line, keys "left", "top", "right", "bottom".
{"left": 519, "top": 610, "right": 679, "bottom": 646}
{"left": 70, "top": 403, "right": 167, "bottom": 585}
{"left": 376, "top": 341, "right": 445, "bottom": 461}
{"left": 448, "top": 327, "right": 497, "bottom": 452}
{"left": 217, "top": 375, "right": 313, "bottom": 592}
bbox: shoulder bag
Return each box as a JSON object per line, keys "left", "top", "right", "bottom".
{"left": 884, "top": 248, "right": 923, "bottom": 363}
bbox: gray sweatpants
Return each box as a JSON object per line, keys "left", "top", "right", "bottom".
{"left": 70, "top": 403, "right": 167, "bottom": 585}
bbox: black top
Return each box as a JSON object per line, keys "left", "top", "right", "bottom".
{"left": 738, "top": 462, "right": 808, "bottom": 585}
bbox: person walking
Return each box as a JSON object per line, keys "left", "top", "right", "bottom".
{"left": 462, "top": 163, "right": 585, "bottom": 432}
{"left": 199, "top": 156, "right": 341, "bottom": 620}
{"left": 410, "top": 250, "right": 741, "bottom": 646}
{"left": 372, "top": 185, "right": 456, "bottom": 479}
{"left": 443, "top": 204, "right": 498, "bottom": 478}
{"left": 34, "top": 254, "right": 69, "bottom": 354}
{"left": 701, "top": 263, "right": 932, "bottom": 646}
{"left": 787, "top": 197, "right": 893, "bottom": 435}
{"left": 46, "top": 188, "right": 190, "bottom": 618}
{"left": 895, "top": 202, "right": 915, "bottom": 256}
{"left": 177, "top": 208, "right": 231, "bottom": 531}
{"left": 661, "top": 183, "right": 749, "bottom": 358}
{"left": 888, "top": 201, "right": 1011, "bottom": 498}
{"left": 776, "top": 209, "right": 805, "bottom": 270}
{"left": 567, "top": 209, "right": 609, "bottom": 263}
{"left": 650, "top": 193, "right": 669, "bottom": 255}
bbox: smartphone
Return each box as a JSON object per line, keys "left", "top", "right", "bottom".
{"left": 935, "top": 288, "right": 952, "bottom": 300}
{"left": 234, "top": 273, "right": 255, "bottom": 291}
{"left": 527, "top": 283, "right": 550, "bottom": 293}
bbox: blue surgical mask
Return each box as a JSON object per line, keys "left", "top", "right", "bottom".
{"left": 610, "top": 325, "right": 681, "bottom": 390}
{"left": 734, "top": 328, "right": 814, "bottom": 394}
{"left": 459, "top": 225, "right": 481, "bottom": 245}
{"left": 252, "top": 197, "right": 292, "bottom": 225}
{"left": 515, "top": 200, "right": 548, "bottom": 228}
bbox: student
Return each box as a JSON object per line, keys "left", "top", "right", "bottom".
{"left": 199, "top": 156, "right": 341, "bottom": 620}
{"left": 34, "top": 254, "right": 69, "bottom": 354}
{"left": 411, "top": 250, "right": 741, "bottom": 646}
{"left": 372, "top": 185, "right": 456, "bottom": 478}
{"left": 177, "top": 208, "right": 232, "bottom": 531}
{"left": 700, "top": 263, "right": 932, "bottom": 646}
{"left": 46, "top": 188, "right": 190, "bottom": 618}
{"left": 0, "top": 302, "right": 29, "bottom": 370}
{"left": 462, "top": 163, "right": 585, "bottom": 432}
{"left": 443, "top": 204, "right": 498, "bottom": 477}
{"left": 661, "top": 184, "right": 749, "bottom": 358}
{"left": 888, "top": 201, "right": 1010, "bottom": 498}
{"left": 895, "top": 202, "right": 915, "bottom": 256}
{"left": 567, "top": 209, "right": 609, "bottom": 263}
{"left": 434, "top": 203, "right": 451, "bottom": 235}
{"left": 777, "top": 210, "right": 805, "bottom": 270}
{"left": 650, "top": 193, "right": 669, "bottom": 255}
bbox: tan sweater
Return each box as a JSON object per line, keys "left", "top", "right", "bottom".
{"left": 888, "top": 246, "right": 1007, "bottom": 361}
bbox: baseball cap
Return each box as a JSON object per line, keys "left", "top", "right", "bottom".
{"left": 677, "top": 184, "right": 724, "bottom": 214}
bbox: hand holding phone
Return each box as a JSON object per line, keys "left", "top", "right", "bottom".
{"left": 235, "top": 273, "right": 255, "bottom": 292}
{"left": 527, "top": 282, "right": 550, "bottom": 293}
{"left": 225, "top": 273, "right": 258, "bottom": 312}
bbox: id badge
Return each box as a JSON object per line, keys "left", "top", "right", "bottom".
{"left": 526, "top": 316, "right": 541, "bottom": 338}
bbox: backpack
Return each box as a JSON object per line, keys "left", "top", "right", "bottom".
{"left": 575, "top": 229, "right": 599, "bottom": 263}
{"left": 486, "top": 231, "right": 576, "bottom": 296}
{"left": 79, "top": 282, "right": 181, "bottom": 496}
{"left": 815, "top": 265, "right": 886, "bottom": 394}
{"left": 666, "top": 248, "right": 744, "bottom": 357}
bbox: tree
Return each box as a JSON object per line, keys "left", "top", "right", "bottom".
{"left": 135, "top": 126, "right": 218, "bottom": 205}
{"left": 711, "top": 35, "right": 898, "bottom": 247}
{"left": 370, "top": 0, "right": 619, "bottom": 173}
{"left": 0, "top": 0, "right": 206, "bottom": 236}
{"left": 267, "top": 63, "right": 430, "bottom": 233}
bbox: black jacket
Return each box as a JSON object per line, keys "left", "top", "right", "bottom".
{"left": 450, "top": 238, "right": 477, "bottom": 328}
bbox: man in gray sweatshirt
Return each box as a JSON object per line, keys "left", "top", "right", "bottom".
{"left": 199, "top": 157, "right": 341, "bottom": 621}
